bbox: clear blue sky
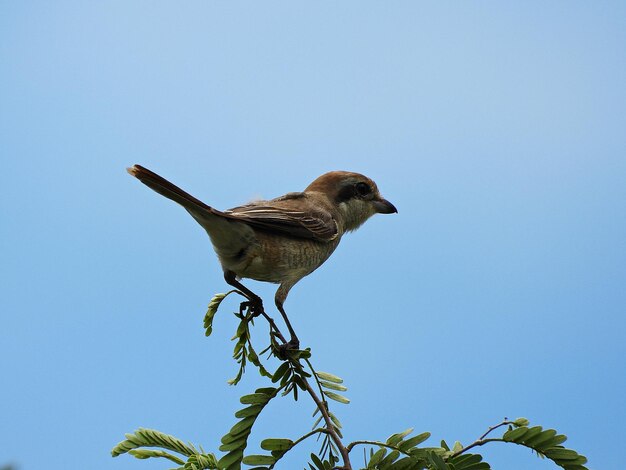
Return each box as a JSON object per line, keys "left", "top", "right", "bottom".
{"left": 1, "top": 2, "right": 624, "bottom": 470}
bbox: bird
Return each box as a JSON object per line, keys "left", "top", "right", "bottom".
{"left": 127, "top": 164, "right": 397, "bottom": 349}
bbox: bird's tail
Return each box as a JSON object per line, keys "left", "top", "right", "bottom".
{"left": 127, "top": 164, "right": 217, "bottom": 217}
{"left": 127, "top": 164, "right": 256, "bottom": 261}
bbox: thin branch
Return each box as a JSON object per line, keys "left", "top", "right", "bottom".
{"left": 448, "top": 419, "right": 513, "bottom": 459}
{"left": 346, "top": 440, "right": 403, "bottom": 454}
{"left": 448, "top": 438, "right": 504, "bottom": 458}
{"left": 303, "top": 380, "right": 351, "bottom": 469}
{"left": 304, "top": 358, "right": 330, "bottom": 413}
{"left": 302, "top": 358, "right": 349, "bottom": 466}
{"left": 267, "top": 428, "right": 331, "bottom": 470}
{"left": 478, "top": 419, "right": 512, "bottom": 441}
{"left": 244, "top": 298, "right": 352, "bottom": 469}
{"left": 259, "top": 310, "right": 287, "bottom": 344}
{"left": 292, "top": 428, "right": 331, "bottom": 447}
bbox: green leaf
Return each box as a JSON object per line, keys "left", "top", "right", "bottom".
{"left": 271, "top": 362, "right": 290, "bottom": 383}
{"left": 449, "top": 453, "right": 482, "bottom": 467}
{"left": 387, "top": 428, "right": 414, "bottom": 446}
{"left": 111, "top": 428, "right": 198, "bottom": 458}
{"left": 235, "top": 405, "right": 263, "bottom": 419}
{"left": 513, "top": 417, "right": 530, "bottom": 427}
{"left": 219, "top": 437, "right": 248, "bottom": 452}
{"left": 398, "top": 432, "right": 430, "bottom": 450}
{"left": 279, "top": 369, "right": 293, "bottom": 388}
{"left": 328, "top": 411, "right": 343, "bottom": 430}
{"left": 233, "top": 339, "right": 246, "bottom": 356}
{"left": 228, "top": 416, "right": 255, "bottom": 437}
{"left": 310, "top": 453, "right": 325, "bottom": 470}
{"left": 221, "top": 432, "right": 243, "bottom": 445}
{"left": 315, "top": 371, "right": 343, "bottom": 383}
{"left": 367, "top": 448, "right": 387, "bottom": 468}
{"left": 448, "top": 453, "right": 492, "bottom": 470}
{"left": 388, "top": 456, "right": 415, "bottom": 470}
{"left": 218, "top": 387, "right": 278, "bottom": 469}
{"left": 538, "top": 434, "right": 568, "bottom": 448}
{"left": 520, "top": 426, "right": 543, "bottom": 442}
{"left": 500, "top": 423, "right": 588, "bottom": 469}
{"left": 242, "top": 455, "right": 276, "bottom": 465}
{"left": 235, "top": 320, "right": 248, "bottom": 338}
{"left": 228, "top": 364, "right": 245, "bottom": 386}
{"left": 378, "top": 450, "right": 401, "bottom": 468}
{"left": 460, "top": 463, "right": 490, "bottom": 470}
{"left": 428, "top": 451, "right": 449, "bottom": 470}
{"left": 204, "top": 292, "right": 233, "bottom": 336}
{"left": 543, "top": 448, "right": 587, "bottom": 462}
{"left": 127, "top": 449, "right": 185, "bottom": 465}
{"left": 502, "top": 426, "right": 528, "bottom": 442}
{"left": 294, "top": 374, "right": 308, "bottom": 391}
{"left": 187, "top": 453, "right": 220, "bottom": 469}
{"left": 240, "top": 393, "right": 271, "bottom": 405}
{"left": 319, "top": 380, "right": 348, "bottom": 392}
{"left": 217, "top": 449, "right": 244, "bottom": 469}
{"left": 247, "top": 348, "right": 259, "bottom": 364}
{"left": 242, "top": 340, "right": 272, "bottom": 377}
{"left": 524, "top": 428, "right": 556, "bottom": 448}
{"left": 260, "top": 439, "right": 294, "bottom": 451}
{"left": 322, "top": 390, "right": 350, "bottom": 404}
{"left": 299, "top": 348, "right": 312, "bottom": 358}
{"left": 311, "top": 414, "right": 323, "bottom": 430}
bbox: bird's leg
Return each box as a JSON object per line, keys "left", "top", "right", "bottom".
{"left": 223, "top": 273, "right": 298, "bottom": 351}
{"left": 223, "top": 271, "right": 263, "bottom": 318}
{"left": 274, "top": 283, "right": 300, "bottom": 351}
{"left": 275, "top": 300, "right": 300, "bottom": 351}
{"left": 223, "top": 271, "right": 289, "bottom": 345}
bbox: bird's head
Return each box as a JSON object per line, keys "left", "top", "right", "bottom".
{"left": 305, "top": 171, "right": 397, "bottom": 232}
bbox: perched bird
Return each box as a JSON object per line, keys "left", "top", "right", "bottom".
{"left": 127, "top": 165, "right": 397, "bottom": 349}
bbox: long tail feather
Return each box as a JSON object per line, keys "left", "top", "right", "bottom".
{"left": 127, "top": 164, "right": 216, "bottom": 216}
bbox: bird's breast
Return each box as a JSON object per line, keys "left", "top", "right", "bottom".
{"left": 220, "top": 232, "right": 341, "bottom": 284}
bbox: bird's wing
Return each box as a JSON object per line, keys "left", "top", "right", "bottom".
{"left": 223, "top": 196, "right": 338, "bottom": 242}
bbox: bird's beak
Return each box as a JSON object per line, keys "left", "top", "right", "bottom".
{"left": 373, "top": 198, "right": 398, "bottom": 214}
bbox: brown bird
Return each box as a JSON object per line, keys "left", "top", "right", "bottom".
{"left": 127, "top": 165, "right": 397, "bottom": 349}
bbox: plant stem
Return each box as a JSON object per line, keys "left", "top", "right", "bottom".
{"left": 302, "top": 380, "right": 352, "bottom": 470}
{"left": 346, "top": 440, "right": 402, "bottom": 454}
{"left": 479, "top": 420, "right": 511, "bottom": 441}
{"left": 268, "top": 429, "right": 331, "bottom": 470}
{"left": 256, "top": 308, "right": 288, "bottom": 344}
{"left": 448, "top": 438, "right": 503, "bottom": 458}
{"left": 292, "top": 428, "right": 331, "bottom": 447}
{"left": 448, "top": 419, "right": 512, "bottom": 459}
{"left": 304, "top": 358, "right": 330, "bottom": 411}
{"left": 253, "top": 302, "right": 352, "bottom": 469}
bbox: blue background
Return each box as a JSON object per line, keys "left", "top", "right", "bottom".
{"left": 1, "top": 2, "right": 624, "bottom": 470}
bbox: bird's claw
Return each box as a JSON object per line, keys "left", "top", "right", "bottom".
{"left": 276, "top": 338, "right": 300, "bottom": 359}
{"left": 239, "top": 298, "right": 264, "bottom": 318}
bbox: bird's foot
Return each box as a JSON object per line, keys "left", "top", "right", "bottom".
{"left": 276, "top": 338, "right": 300, "bottom": 359}
{"left": 239, "top": 298, "right": 264, "bottom": 318}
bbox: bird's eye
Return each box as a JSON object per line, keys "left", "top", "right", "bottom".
{"left": 355, "top": 182, "right": 371, "bottom": 196}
